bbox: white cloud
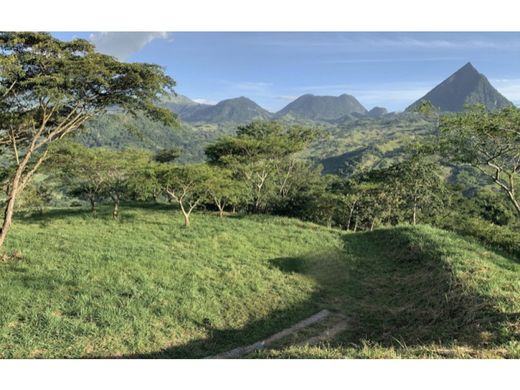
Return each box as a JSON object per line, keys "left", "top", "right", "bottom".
{"left": 274, "top": 95, "right": 298, "bottom": 101}
{"left": 89, "top": 32, "right": 170, "bottom": 60}
{"left": 227, "top": 81, "right": 272, "bottom": 92}
{"left": 490, "top": 79, "right": 520, "bottom": 103}
{"left": 261, "top": 34, "right": 520, "bottom": 51}
{"left": 193, "top": 98, "right": 217, "bottom": 105}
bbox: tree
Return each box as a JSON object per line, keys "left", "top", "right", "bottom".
{"left": 0, "top": 32, "right": 176, "bottom": 248}
{"left": 128, "top": 161, "right": 163, "bottom": 204}
{"left": 47, "top": 142, "right": 107, "bottom": 214}
{"left": 49, "top": 143, "right": 152, "bottom": 218}
{"left": 159, "top": 164, "right": 211, "bottom": 226}
{"left": 328, "top": 176, "right": 363, "bottom": 231}
{"left": 440, "top": 105, "right": 520, "bottom": 217}
{"left": 154, "top": 147, "right": 181, "bottom": 164}
{"left": 205, "top": 120, "right": 318, "bottom": 212}
{"left": 386, "top": 154, "right": 446, "bottom": 225}
{"left": 101, "top": 148, "right": 151, "bottom": 219}
{"left": 206, "top": 167, "right": 246, "bottom": 217}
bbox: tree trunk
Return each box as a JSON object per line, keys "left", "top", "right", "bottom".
{"left": 217, "top": 205, "right": 224, "bottom": 218}
{"left": 353, "top": 217, "right": 358, "bottom": 232}
{"left": 182, "top": 211, "right": 190, "bottom": 226}
{"left": 179, "top": 202, "right": 190, "bottom": 226}
{"left": 89, "top": 197, "right": 97, "bottom": 215}
{"left": 506, "top": 190, "right": 520, "bottom": 217}
{"left": 370, "top": 219, "right": 375, "bottom": 231}
{"left": 0, "top": 193, "right": 17, "bottom": 249}
{"left": 346, "top": 206, "right": 355, "bottom": 231}
{"left": 0, "top": 161, "right": 25, "bottom": 248}
{"left": 412, "top": 203, "right": 417, "bottom": 225}
{"left": 112, "top": 195, "right": 120, "bottom": 219}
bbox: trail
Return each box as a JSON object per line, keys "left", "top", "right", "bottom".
{"left": 206, "top": 309, "right": 349, "bottom": 359}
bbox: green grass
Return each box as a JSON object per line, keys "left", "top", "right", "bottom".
{"left": 0, "top": 205, "right": 518, "bottom": 358}
{"left": 257, "top": 225, "right": 520, "bottom": 358}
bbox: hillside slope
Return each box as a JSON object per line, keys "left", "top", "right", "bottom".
{"left": 1, "top": 206, "right": 518, "bottom": 358}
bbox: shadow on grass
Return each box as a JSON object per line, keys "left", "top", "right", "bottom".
{"left": 331, "top": 228, "right": 520, "bottom": 350}
{"left": 17, "top": 207, "right": 89, "bottom": 222}
{"left": 97, "top": 226, "right": 519, "bottom": 358}
{"left": 16, "top": 202, "right": 176, "bottom": 223}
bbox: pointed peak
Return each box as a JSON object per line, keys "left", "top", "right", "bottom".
{"left": 457, "top": 62, "right": 479, "bottom": 75}
{"left": 406, "top": 62, "right": 513, "bottom": 112}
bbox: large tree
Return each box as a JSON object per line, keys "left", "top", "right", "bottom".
{"left": 0, "top": 32, "right": 176, "bottom": 247}
{"left": 205, "top": 120, "right": 318, "bottom": 212}
{"left": 440, "top": 105, "right": 520, "bottom": 217}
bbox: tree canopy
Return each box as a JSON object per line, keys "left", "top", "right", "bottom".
{"left": 0, "top": 32, "right": 177, "bottom": 247}
{"left": 440, "top": 105, "right": 520, "bottom": 215}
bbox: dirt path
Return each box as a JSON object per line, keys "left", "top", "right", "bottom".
{"left": 206, "top": 309, "right": 348, "bottom": 359}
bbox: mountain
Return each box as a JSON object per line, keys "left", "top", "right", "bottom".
{"left": 406, "top": 62, "right": 513, "bottom": 112}
{"left": 162, "top": 95, "right": 211, "bottom": 120}
{"left": 181, "top": 96, "right": 272, "bottom": 123}
{"left": 275, "top": 93, "right": 367, "bottom": 121}
{"left": 367, "top": 106, "right": 388, "bottom": 117}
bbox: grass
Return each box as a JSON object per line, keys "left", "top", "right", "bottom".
{"left": 0, "top": 204, "right": 518, "bottom": 358}
{"left": 257, "top": 225, "right": 520, "bottom": 358}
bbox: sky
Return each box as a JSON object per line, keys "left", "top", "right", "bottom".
{"left": 52, "top": 32, "right": 520, "bottom": 112}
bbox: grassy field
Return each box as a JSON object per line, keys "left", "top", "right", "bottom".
{"left": 0, "top": 205, "right": 518, "bottom": 358}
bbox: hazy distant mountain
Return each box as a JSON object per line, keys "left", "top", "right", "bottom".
{"left": 275, "top": 94, "right": 367, "bottom": 121}
{"left": 367, "top": 107, "right": 388, "bottom": 117}
{"left": 180, "top": 96, "right": 272, "bottom": 123}
{"left": 163, "top": 95, "right": 211, "bottom": 119}
{"left": 406, "top": 62, "right": 513, "bottom": 112}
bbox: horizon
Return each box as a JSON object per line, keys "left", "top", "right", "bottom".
{"left": 51, "top": 32, "right": 520, "bottom": 112}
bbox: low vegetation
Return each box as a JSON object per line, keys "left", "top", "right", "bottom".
{"left": 0, "top": 206, "right": 517, "bottom": 358}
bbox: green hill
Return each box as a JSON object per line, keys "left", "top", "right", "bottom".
{"left": 0, "top": 206, "right": 518, "bottom": 358}
{"left": 181, "top": 96, "right": 272, "bottom": 123}
{"left": 76, "top": 112, "right": 236, "bottom": 163}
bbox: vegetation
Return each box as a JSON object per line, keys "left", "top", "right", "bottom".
{"left": 0, "top": 32, "right": 176, "bottom": 248}
{"left": 440, "top": 105, "right": 520, "bottom": 216}
{"left": 0, "top": 33, "right": 518, "bottom": 359}
{"left": 0, "top": 207, "right": 517, "bottom": 358}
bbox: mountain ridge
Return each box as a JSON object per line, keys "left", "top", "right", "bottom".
{"left": 274, "top": 93, "right": 367, "bottom": 121}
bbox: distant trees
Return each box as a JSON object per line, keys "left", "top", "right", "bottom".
{"left": 0, "top": 32, "right": 177, "bottom": 248}
{"left": 314, "top": 146, "right": 446, "bottom": 231}
{"left": 49, "top": 143, "right": 107, "bottom": 214}
{"left": 385, "top": 153, "right": 445, "bottom": 225}
{"left": 102, "top": 149, "right": 151, "bottom": 219}
{"left": 49, "top": 142, "right": 152, "bottom": 218}
{"left": 440, "top": 105, "right": 520, "bottom": 217}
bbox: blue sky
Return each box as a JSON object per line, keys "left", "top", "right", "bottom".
{"left": 53, "top": 32, "right": 520, "bottom": 112}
